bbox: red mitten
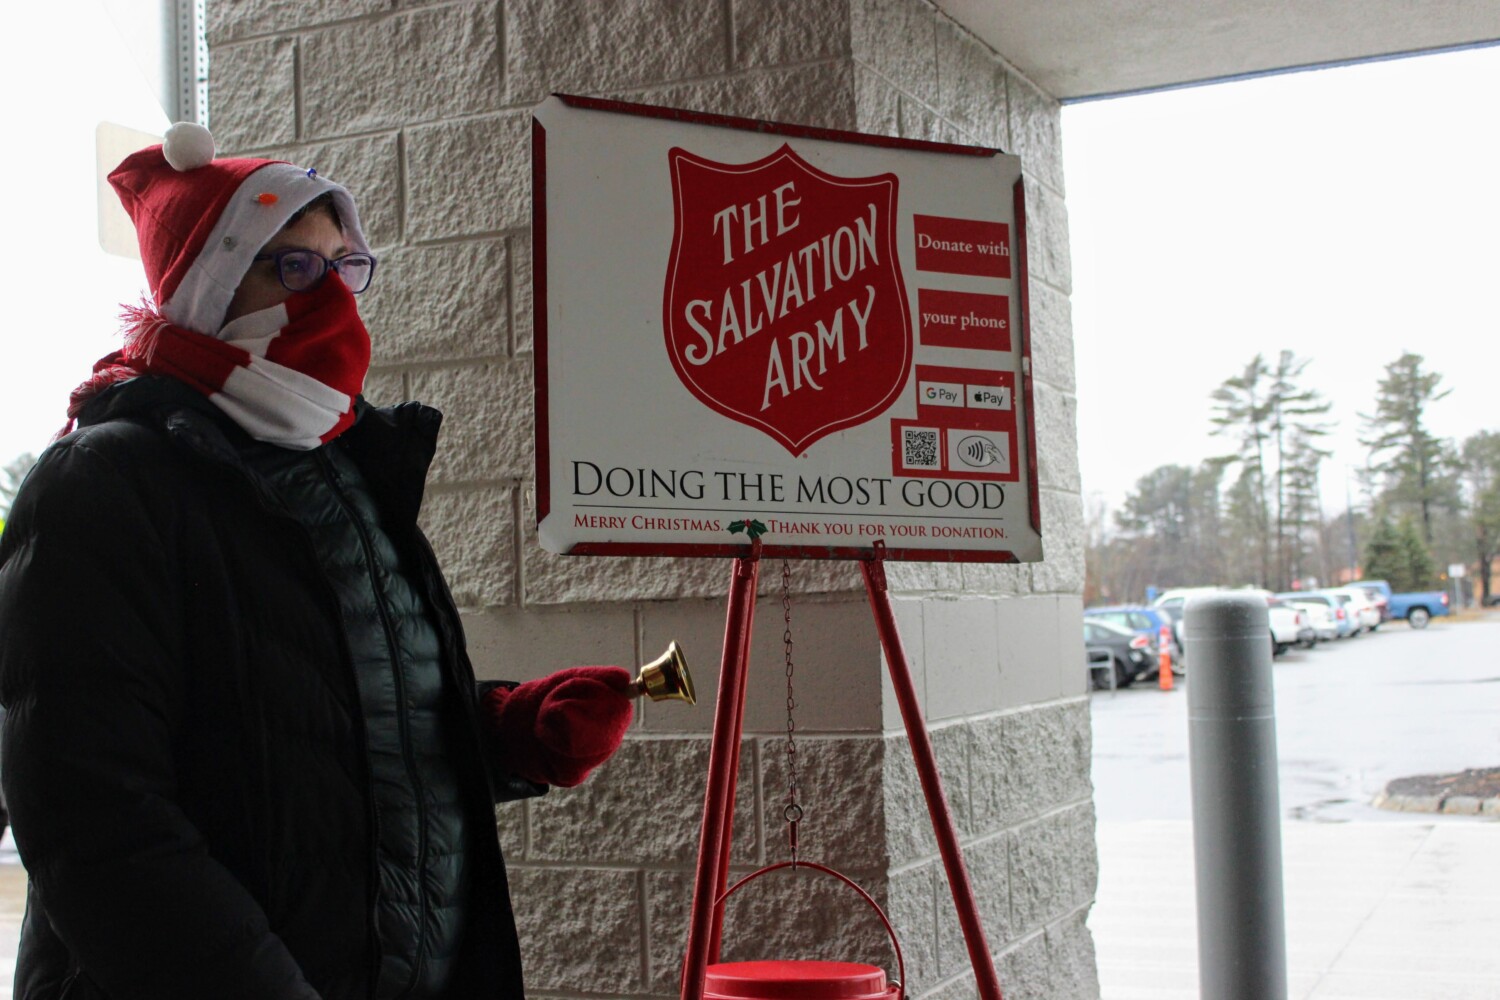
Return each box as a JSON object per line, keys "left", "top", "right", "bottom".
{"left": 482, "top": 666, "right": 635, "bottom": 787}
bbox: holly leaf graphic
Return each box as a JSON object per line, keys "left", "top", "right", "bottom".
{"left": 727, "top": 519, "right": 768, "bottom": 540}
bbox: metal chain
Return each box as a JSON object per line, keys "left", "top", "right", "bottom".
{"left": 781, "top": 560, "right": 803, "bottom": 865}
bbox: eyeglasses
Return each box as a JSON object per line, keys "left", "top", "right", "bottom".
{"left": 251, "top": 248, "right": 378, "bottom": 294}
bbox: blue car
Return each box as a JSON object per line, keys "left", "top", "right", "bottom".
{"left": 1083, "top": 604, "right": 1183, "bottom": 667}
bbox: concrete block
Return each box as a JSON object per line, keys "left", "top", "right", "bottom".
{"left": 406, "top": 114, "right": 531, "bottom": 243}
{"left": 886, "top": 863, "right": 940, "bottom": 994}
{"left": 935, "top": 835, "right": 1012, "bottom": 978}
{"left": 1442, "top": 795, "right": 1484, "bottom": 815}
{"left": 995, "top": 597, "right": 1063, "bottom": 710}
{"left": 886, "top": 560, "right": 967, "bottom": 594}
{"left": 855, "top": 63, "right": 901, "bottom": 137}
{"left": 505, "top": 0, "right": 731, "bottom": 105}
{"left": 1033, "top": 383, "right": 1081, "bottom": 493}
{"left": 253, "top": 133, "right": 403, "bottom": 249}
{"left": 1045, "top": 909, "right": 1102, "bottom": 1000}
{"left": 619, "top": 60, "right": 859, "bottom": 133}
{"left": 638, "top": 595, "right": 883, "bottom": 734}
{"left": 508, "top": 866, "right": 646, "bottom": 995}
{"left": 512, "top": 232, "right": 533, "bottom": 356}
{"left": 971, "top": 703, "right": 1092, "bottom": 832}
{"left": 1055, "top": 596, "right": 1087, "bottom": 698}
{"left": 1029, "top": 492, "right": 1084, "bottom": 595}
{"left": 408, "top": 360, "right": 534, "bottom": 483}
{"left": 520, "top": 528, "right": 728, "bottom": 605}
{"left": 881, "top": 728, "right": 969, "bottom": 865}
{"left": 1026, "top": 281, "right": 1075, "bottom": 394}
{"left": 925, "top": 972, "right": 979, "bottom": 1000}
{"left": 1021, "top": 176, "right": 1071, "bottom": 295}
{"left": 1006, "top": 72, "right": 1066, "bottom": 196}
{"left": 880, "top": 597, "right": 928, "bottom": 731}
{"left": 418, "top": 484, "right": 517, "bottom": 608}
{"left": 734, "top": 0, "right": 852, "bottom": 68}
{"left": 1009, "top": 803, "right": 1097, "bottom": 934}
{"left": 760, "top": 735, "right": 887, "bottom": 870}
{"left": 209, "top": 37, "right": 297, "bottom": 151}
{"left": 459, "top": 604, "right": 638, "bottom": 684}
{"left": 935, "top": 19, "right": 1008, "bottom": 148}
{"left": 922, "top": 599, "right": 1002, "bottom": 721}
{"left": 363, "top": 239, "right": 510, "bottom": 364}
{"left": 301, "top": 5, "right": 502, "bottom": 138}
{"left": 208, "top": 0, "right": 392, "bottom": 46}
{"left": 850, "top": 0, "right": 939, "bottom": 110}
{"left": 998, "top": 928, "right": 1051, "bottom": 1000}
{"left": 527, "top": 736, "right": 758, "bottom": 866}
{"left": 898, "top": 95, "right": 962, "bottom": 145}
{"left": 645, "top": 867, "right": 891, "bottom": 996}
{"left": 361, "top": 369, "right": 406, "bottom": 406}
{"left": 959, "top": 562, "right": 1030, "bottom": 598}
{"left": 493, "top": 799, "right": 527, "bottom": 862}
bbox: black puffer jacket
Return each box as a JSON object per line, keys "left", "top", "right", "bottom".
{"left": 0, "top": 377, "right": 536, "bottom": 999}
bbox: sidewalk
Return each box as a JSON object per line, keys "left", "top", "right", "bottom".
{"left": 1090, "top": 819, "right": 1500, "bottom": 1000}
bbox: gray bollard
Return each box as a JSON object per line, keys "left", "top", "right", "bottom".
{"left": 1184, "top": 593, "right": 1288, "bottom": 1000}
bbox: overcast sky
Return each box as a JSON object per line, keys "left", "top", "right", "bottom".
{"left": 4, "top": 7, "right": 1497, "bottom": 524}
{"left": 1063, "top": 44, "right": 1500, "bottom": 520}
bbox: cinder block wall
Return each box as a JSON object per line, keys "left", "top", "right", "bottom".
{"left": 209, "top": 2, "right": 1094, "bottom": 998}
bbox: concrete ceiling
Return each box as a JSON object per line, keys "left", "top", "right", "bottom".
{"left": 933, "top": 0, "right": 1500, "bottom": 102}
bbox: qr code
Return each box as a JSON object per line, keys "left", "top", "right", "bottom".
{"left": 902, "top": 427, "right": 940, "bottom": 469}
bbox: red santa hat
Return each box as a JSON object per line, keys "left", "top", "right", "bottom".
{"left": 108, "top": 122, "right": 370, "bottom": 335}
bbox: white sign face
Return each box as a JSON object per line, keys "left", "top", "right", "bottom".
{"left": 533, "top": 95, "right": 1042, "bottom": 563}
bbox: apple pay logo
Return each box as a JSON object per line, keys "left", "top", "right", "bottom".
{"left": 966, "top": 384, "right": 1011, "bottom": 410}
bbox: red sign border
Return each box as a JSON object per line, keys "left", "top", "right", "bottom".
{"left": 534, "top": 93, "right": 1041, "bottom": 561}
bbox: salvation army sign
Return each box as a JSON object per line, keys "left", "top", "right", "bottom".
{"left": 533, "top": 95, "right": 1042, "bottom": 562}
{"left": 664, "top": 145, "right": 911, "bottom": 455}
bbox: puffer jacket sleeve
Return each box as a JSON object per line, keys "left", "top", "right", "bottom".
{"left": 0, "top": 435, "right": 320, "bottom": 1000}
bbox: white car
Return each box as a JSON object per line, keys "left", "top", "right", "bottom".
{"left": 1329, "top": 586, "right": 1381, "bottom": 632}
{"left": 1265, "top": 599, "right": 1305, "bottom": 656}
{"left": 1292, "top": 600, "right": 1338, "bottom": 642}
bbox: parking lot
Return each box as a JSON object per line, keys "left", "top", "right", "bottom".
{"left": 1088, "top": 609, "right": 1500, "bottom": 999}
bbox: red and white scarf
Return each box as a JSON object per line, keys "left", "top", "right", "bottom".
{"left": 67, "top": 278, "right": 371, "bottom": 450}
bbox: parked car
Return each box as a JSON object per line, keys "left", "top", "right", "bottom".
{"left": 1329, "top": 586, "right": 1381, "bottom": 632}
{"left": 1083, "top": 604, "right": 1184, "bottom": 665}
{"left": 1289, "top": 599, "right": 1338, "bottom": 643}
{"left": 1083, "top": 619, "right": 1157, "bottom": 689}
{"left": 1263, "top": 596, "right": 1307, "bottom": 655}
{"left": 1348, "top": 580, "right": 1393, "bottom": 622}
{"left": 1388, "top": 589, "right": 1451, "bottom": 628}
{"left": 1150, "top": 586, "right": 1223, "bottom": 653}
{"left": 1283, "top": 591, "right": 1353, "bottom": 639}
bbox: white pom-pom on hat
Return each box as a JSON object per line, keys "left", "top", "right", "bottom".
{"left": 162, "top": 122, "right": 216, "bottom": 171}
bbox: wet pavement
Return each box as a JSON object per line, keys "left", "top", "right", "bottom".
{"left": 1088, "top": 609, "right": 1500, "bottom": 999}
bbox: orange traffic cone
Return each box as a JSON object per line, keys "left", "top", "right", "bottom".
{"left": 1158, "top": 625, "right": 1174, "bottom": 691}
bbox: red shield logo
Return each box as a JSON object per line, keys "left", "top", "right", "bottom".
{"left": 664, "top": 144, "right": 912, "bottom": 456}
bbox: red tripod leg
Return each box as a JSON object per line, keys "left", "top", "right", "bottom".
{"left": 860, "top": 546, "right": 1005, "bottom": 1000}
{"left": 681, "top": 548, "right": 761, "bottom": 1000}
{"left": 707, "top": 578, "right": 758, "bottom": 964}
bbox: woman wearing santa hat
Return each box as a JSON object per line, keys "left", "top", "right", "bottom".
{"left": 0, "top": 123, "right": 632, "bottom": 1000}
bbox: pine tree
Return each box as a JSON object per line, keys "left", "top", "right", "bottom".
{"left": 1210, "top": 356, "right": 1272, "bottom": 586}
{"left": 1359, "top": 353, "right": 1460, "bottom": 545}
{"left": 1459, "top": 431, "right": 1500, "bottom": 603}
{"left": 1394, "top": 516, "right": 1436, "bottom": 591}
{"left": 1361, "top": 515, "right": 1404, "bottom": 586}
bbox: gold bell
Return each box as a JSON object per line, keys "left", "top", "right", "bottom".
{"left": 632, "top": 641, "right": 696, "bottom": 705}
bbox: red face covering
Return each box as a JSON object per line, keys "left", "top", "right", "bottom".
{"left": 68, "top": 276, "right": 372, "bottom": 449}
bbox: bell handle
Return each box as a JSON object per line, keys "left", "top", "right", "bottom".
{"left": 713, "top": 859, "right": 907, "bottom": 1000}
